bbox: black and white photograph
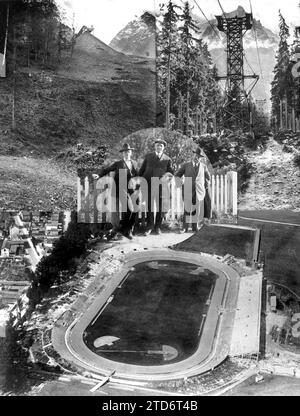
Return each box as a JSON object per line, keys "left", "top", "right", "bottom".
{"left": 0, "top": 0, "right": 300, "bottom": 398}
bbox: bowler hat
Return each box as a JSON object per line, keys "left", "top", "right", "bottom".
{"left": 193, "top": 147, "right": 205, "bottom": 157}
{"left": 119, "top": 143, "right": 135, "bottom": 152}
{"left": 154, "top": 138, "right": 167, "bottom": 147}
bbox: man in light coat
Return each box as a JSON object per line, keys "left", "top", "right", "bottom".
{"left": 175, "top": 147, "right": 211, "bottom": 233}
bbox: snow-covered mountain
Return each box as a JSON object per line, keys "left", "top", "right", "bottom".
{"left": 110, "top": 6, "right": 279, "bottom": 111}
{"left": 110, "top": 12, "right": 156, "bottom": 59}
{"left": 199, "top": 11, "right": 278, "bottom": 50}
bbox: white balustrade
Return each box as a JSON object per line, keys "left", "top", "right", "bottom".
{"left": 77, "top": 171, "right": 238, "bottom": 223}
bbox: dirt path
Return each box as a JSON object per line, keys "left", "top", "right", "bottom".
{"left": 0, "top": 156, "right": 77, "bottom": 211}
{"left": 239, "top": 138, "right": 300, "bottom": 212}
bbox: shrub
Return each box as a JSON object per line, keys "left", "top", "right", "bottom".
{"left": 117, "top": 128, "right": 203, "bottom": 171}
{"left": 3, "top": 319, "right": 32, "bottom": 393}
{"left": 117, "top": 127, "right": 253, "bottom": 192}
{"left": 294, "top": 153, "right": 300, "bottom": 169}
{"left": 194, "top": 130, "right": 254, "bottom": 192}
{"left": 32, "top": 211, "right": 91, "bottom": 296}
{"left": 275, "top": 130, "right": 300, "bottom": 151}
{"left": 56, "top": 143, "right": 108, "bottom": 175}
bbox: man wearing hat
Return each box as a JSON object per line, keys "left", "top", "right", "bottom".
{"left": 175, "top": 147, "right": 211, "bottom": 233}
{"left": 93, "top": 143, "right": 138, "bottom": 239}
{"left": 139, "top": 138, "right": 174, "bottom": 235}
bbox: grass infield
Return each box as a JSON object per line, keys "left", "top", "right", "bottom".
{"left": 84, "top": 260, "right": 216, "bottom": 366}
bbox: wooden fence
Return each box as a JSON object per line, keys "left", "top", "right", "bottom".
{"left": 77, "top": 171, "right": 238, "bottom": 224}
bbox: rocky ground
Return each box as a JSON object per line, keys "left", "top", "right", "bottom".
{"left": 0, "top": 156, "right": 77, "bottom": 211}
{"left": 239, "top": 137, "right": 300, "bottom": 212}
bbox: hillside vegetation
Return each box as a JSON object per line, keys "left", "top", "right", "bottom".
{"left": 0, "top": 1, "right": 157, "bottom": 210}
{"left": 0, "top": 155, "right": 76, "bottom": 211}
{"left": 0, "top": 32, "right": 156, "bottom": 157}
{"left": 0, "top": 68, "right": 155, "bottom": 156}
{"left": 0, "top": 1, "right": 156, "bottom": 157}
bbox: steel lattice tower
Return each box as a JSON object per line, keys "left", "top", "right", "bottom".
{"left": 216, "top": 8, "right": 258, "bottom": 130}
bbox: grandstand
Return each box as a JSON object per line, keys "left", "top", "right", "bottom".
{"left": 154, "top": 358, "right": 252, "bottom": 395}
{"left": 230, "top": 272, "right": 262, "bottom": 357}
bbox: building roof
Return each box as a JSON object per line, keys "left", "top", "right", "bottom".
{"left": 0, "top": 257, "right": 30, "bottom": 282}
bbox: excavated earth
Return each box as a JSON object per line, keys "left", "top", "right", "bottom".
{"left": 239, "top": 138, "right": 300, "bottom": 212}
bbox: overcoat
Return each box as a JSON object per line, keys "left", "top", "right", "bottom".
{"left": 176, "top": 161, "right": 211, "bottom": 201}
{"left": 99, "top": 159, "right": 139, "bottom": 198}
{"left": 138, "top": 153, "right": 174, "bottom": 182}
{"left": 176, "top": 161, "right": 212, "bottom": 219}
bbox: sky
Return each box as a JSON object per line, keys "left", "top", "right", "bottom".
{"left": 59, "top": 0, "right": 300, "bottom": 44}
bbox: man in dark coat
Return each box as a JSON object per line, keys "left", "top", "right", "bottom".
{"left": 175, "top": 147, "right": 211, "bottom": 233}
{"left": 139, "top": 138, "right": 174, "bottom": 235}
{"left": 93, "top": 143, "right": 138, "bottom": 239}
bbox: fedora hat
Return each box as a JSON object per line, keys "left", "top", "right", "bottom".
{"left": 154, "top": 138, "right": 167, "bottom": 147}
{"left": 119, "top": 143, "right": 135, "bottom": 152}
{"left": 193, "top": 147, "right": 205, "bottom": 157}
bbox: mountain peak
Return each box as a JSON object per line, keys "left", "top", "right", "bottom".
{"left": 216, "top": 5, "right": 250, "bottom": 19}
{"left": 200, "top": 12, "right": 278, "bottom": 48}
{"left": 237, "top": 5, "right": 246, "bottom": 14}
{"left": 141, "top": 11, "right": 156, "bottom": 29}
{"left": 110, "top": 12, "right": 156, "bottom": 58}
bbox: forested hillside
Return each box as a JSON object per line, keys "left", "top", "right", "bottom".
{"left": 0, "top": 0, "right": 156, "bottom": 157}
{"left": 157, "top": 1, "right": 222, "bottom": 133}
{"left": 271, "top": 11, "right": 300, "bottom": 129}
{"left": 0, "top": 0, "right": 156, "bottom": 210}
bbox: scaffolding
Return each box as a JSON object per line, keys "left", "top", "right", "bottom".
{"left": 216, "top": 7, "right": 259, "bottom": 130}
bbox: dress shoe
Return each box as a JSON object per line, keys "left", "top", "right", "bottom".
{"left": 143, "top": 229, "right": 152, "bottom": 236}
{"left": 109, "top": 232, "right": 123, "bottom": 241}
{"left": 124, "top": 231, "right": 133, "bottom": 240}
{"left": 108, "top": 230, "right": 117, "bottom": 239}
{"left": 179, "top": 227, "right": 188, "bottom": 234}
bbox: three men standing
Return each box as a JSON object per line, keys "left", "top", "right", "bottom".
{"left": 93, "top": 138, "right": 212, "bottom": 239}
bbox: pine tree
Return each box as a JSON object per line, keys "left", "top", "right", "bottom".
{"left": 5, "top": 0, "right": 61, "bottom": 131}
{"left": 157, "top": 1, "right": 222, "bottom": 135}
{"left": 7, "top": 0, "right": 62, "bottom": 70}
{"left": 157, "top": 1, "right": 180, "bottom": 129}
{"left": 271, "top": 11, "right": 295, "bottom": 129}
{"left": 176, "top": 1, "right": 200, "bottom": 134}
{"left": 204, "top": 64, "right": 222, "bottom": 130}
{"left": 291, "top": 27, "right": 300, "bottom": 117}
